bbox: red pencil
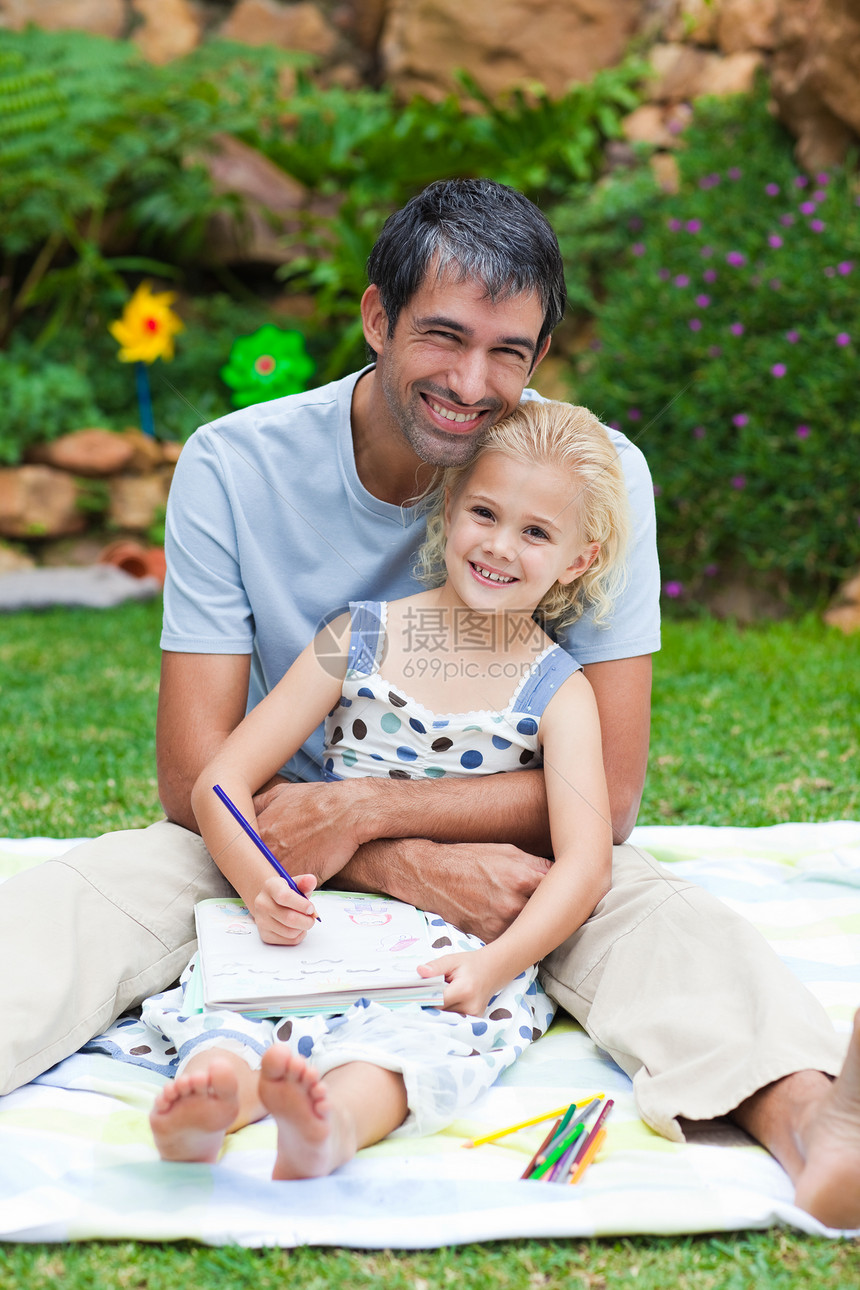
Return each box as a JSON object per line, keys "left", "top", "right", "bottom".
{"left": 520, "top": 1119, "right": 561, "bottom": 1180}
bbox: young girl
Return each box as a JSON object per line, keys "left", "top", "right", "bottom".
{"left": 148, "top": 399, "right": 631, "bottom": 1178}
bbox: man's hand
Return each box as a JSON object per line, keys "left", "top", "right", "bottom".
{"left": 342, "top": 837, "right": 551, "bottom": 942}
{"left": 253, "top": 780, "right": 368, "bottom": 887}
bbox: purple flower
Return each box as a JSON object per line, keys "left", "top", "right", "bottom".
{"left": 728, "top": 167, "right": 742, "bottom": 180}
{"left": 800, "top": 201, "right": 816, "bottom": 215}
{"left": 695, "top": 294, "right": 711, "bottom": 308}
{"left": 813, "top": 189, "right": 827, "bottom": 203}
{"left": 663, "top": 580, "right": 684, "bottom": 598}
{"left": 668, "top": 218, "right": 682, "bottom": 232}
{"left": 726, "top": 251, "right": 745, "bottom": 266}
{"left": 836, "top": 333, "right": 851, "bottom": 346}
{"left": 769, "top": 279, "right": 782, "bottom": 291}
{"left": 794, "top": 175, "right": 809, "bottom": 188}
{"left": 771, "top": 363, "right": 787, "bottom": 378}
{"left": 628, "top": 408, "right": 641, "bottom": 421}
{"left": 796, "top": 424, "right": 810, "bottom": 439}
{"left": 700, "top": 245, "right": 714, "bottom": 258}
{"left": 704, "top": 563, "right": 720, "bottom": 577}
{"left": 629, "top": 216, "right": 643, "bottom": 231}
{"left": 688, "top": 318, "right": 703, "bottom": 331}
{"left": 838, "top": 261, "right": 853, "bottom": 275}
{"left": 693, "top": 425, "right": 706, "bottom": 439}
{"left": 816, "top": 172, "right": 830, "bottom": 185}
{"left": 786, "top": 330, "right": 800, "bottom": 343}
{"left": 824, "top": 266, "right": 836, "bottom": 277}
{"left": 768, "top": 234, "right": 783, "bottom": 248}
{"left": 732, "top": 413, "right": 748, "bottom": 427}
{"left": 780, "top": 213, "right": 795, "bottom": 226}
{"left": 674, "top": 274, "right": 690, "bottom": 287}
{"left": 609, "top": 420, "right": 621, "bottom": 430}
{"left": 653, "top": 483, "right": 662, "bottom": 496}
{"left": 703, "top": 268, "right": 717, "bottom": 283}
{"left": 765, "top": 183, "right": 780, "bottom": 196}
{"left": 730, "top": 322, "right": 745, "bottom": 336}
{"left": 631, "top": 242, "right": 646, "bottom": 256}
{"left": 658, "top": 268, "right": 671, "bottom": 281}
{"left": 810, "top": 219, "right": 825, "bottom": 232}
{"left": 731, "top": 475, "right": 747, "bottom": 490}
{"left": 707, "top": 345, "right": 722, "bottom": 358}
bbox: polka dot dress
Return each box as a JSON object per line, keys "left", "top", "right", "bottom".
{"left": 323, "top": 600, "right": 582, "bottom": 784}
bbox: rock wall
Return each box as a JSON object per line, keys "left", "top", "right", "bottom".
{"left": 2, "top": 0, "right": 859, "bottom": 171}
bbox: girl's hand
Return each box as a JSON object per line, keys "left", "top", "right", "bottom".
{"left": 252, "top": 872, "right": 318, "bottom": 945}
{"left": 417, "top": 949, "right": 503, "bottom": 1018}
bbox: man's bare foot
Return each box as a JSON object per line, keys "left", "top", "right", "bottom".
{"left": 793, "top": 1009, "right": 860, "bottom": 1228}
{"left": 259, "top": 1044, "right": 351, "bottom": 1180}
{"left": 150, "top": 1057, "right": 240, "bottom": 1163}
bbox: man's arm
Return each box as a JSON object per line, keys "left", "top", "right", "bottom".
{"left": 582, "top": 653, "right": 652, "bottom": 844}
{"left": 156, "top": 651, "right": 252, "bottom": 831}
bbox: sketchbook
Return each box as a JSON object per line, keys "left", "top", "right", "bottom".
{"left": 191, "top": 892, "right": 447, "bottom": 1017}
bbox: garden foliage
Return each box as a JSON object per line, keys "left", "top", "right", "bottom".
{"left": 562, "top": 87, "right": 860, "bottom": 606}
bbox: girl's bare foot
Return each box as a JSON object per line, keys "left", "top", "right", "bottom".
{"left": 793, "top": 1009, "right": 860, "bottom": 1229}
{"left": 150, "top": 1057, "right": 240, "bottom": 1163}
{"left": 259, "top": 1044, "right": 352, "bottom": 1180}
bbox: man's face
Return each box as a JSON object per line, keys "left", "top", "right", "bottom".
{"left": 365, "top": 273, "right": 549, "bottom": 469}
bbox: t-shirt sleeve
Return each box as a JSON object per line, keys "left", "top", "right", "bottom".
{"left": 556, "top": 435, "right": 661, "bottom": 665}
{"left": 160, "top": 427, "right": 255, "bottom": 654}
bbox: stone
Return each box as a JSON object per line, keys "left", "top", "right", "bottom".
{"left": 715, "top": 0, "right": 779, "bottom": 54}
{"left": 664, "top": 0, "right": 720, "bottom": 47}
{"left": 119, "top": 429, "right": 167, "bottom": 473}
{"left": 195, "top": 133, "right": 315, "bottom": 265}
{"left": 132, "top": 0, "right": 203, "bottom": 64}
{"left": 26, "top": 428, "right": 134, "bottom": 478}
{"left": 0, "top": 0, "right": 125, "bottom": 36}
{"left": 824, "top": 572, "right": 860, "bottom": 635}
{"left": 0, "top": 466, "right": 87, "bottom": 540}
{"left": 0, "top": 542, "right": 35, "bottom": 573}
{"left": 622, "top": 104, "right": 679, "bottom": 149}
{"left": 108, "top": 472, "right": 171, "bottom": 531}
{"left": 39, "top": 534, "right": 110, "bottom": 567}
{"left": 693, "top": 50, "right": 762, "bottom": 97}
{"left": 771, "top": 0, "right": 860, "bottom": 171}
{"left": 380, "top": 0, "right": 642, "bottom": 103}
{"left": 650, "top": 151, "right": 680, "bottom": 192}
{"left": 219, "top": 0, "right": 337, "bottom": 58}
{"left": 648, "top": 42, "right": 712, "bottom": 101}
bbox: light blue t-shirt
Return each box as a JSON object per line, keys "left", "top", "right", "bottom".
{"left": 162, "top": 367, "right": 661, "bottom": 783}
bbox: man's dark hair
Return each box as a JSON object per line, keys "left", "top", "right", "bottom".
{"left": 366, "top": 178, "right": 566, "bottom": 360}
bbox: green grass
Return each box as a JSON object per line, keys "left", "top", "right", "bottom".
{"left": 1, "top": 601, "right": 858, "bottom": 1283}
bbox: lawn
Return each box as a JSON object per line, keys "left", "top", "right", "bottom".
{"left": 0, "top": 600, "right": 858, "bottom": 1286}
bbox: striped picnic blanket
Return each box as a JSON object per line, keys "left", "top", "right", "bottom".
{"left": 1, "top": 821, "right": 858, "bottom": 1245}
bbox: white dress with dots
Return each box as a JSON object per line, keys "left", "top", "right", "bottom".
{"left": 134, "top": 602, "right": 581, "bottom": 1138}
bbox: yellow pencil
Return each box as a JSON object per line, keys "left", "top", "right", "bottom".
{"left": 462, "top": 1096, "right": 604, "bottom": 1149}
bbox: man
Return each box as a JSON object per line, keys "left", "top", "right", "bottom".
{"left": 2, "top": 179, "right": 857, "bottom": 1227}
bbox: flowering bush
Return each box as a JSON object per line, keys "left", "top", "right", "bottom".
{"left": 566, "top": 88, "right": 860, "bottom": 608}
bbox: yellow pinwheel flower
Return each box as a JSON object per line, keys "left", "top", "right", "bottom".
{"left": 109, "top": 282, "right": 184, "bottom": 364}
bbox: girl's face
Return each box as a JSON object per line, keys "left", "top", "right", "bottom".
{"left": 443, "top": 450, "right": 598, "bottom": 616}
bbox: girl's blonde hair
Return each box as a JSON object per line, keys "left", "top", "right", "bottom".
{"left": 414, "top": 400, "right": 631, "bottom": 630}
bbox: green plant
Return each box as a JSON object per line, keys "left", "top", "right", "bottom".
{"left": 0, "top": 28, "right": 298, "bottom": 347}
{"left": 565, "top": 85, "right": 860, "bottom": 607}
{"left": 0, "top": 352, "right": 101, "bottom": 463}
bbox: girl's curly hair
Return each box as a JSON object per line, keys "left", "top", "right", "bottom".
{"left": 414, "top": 400, "right": 631, "bottom": 630}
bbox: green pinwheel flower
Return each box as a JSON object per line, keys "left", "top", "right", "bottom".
{"left": 221, "top": 326, "right": 314, "bottom": 408}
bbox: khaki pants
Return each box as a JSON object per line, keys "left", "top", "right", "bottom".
{"left": 0, "top": 829, "right": 847, "bottom": 1131}
{"left": 540, "top": 844, "right": 846, "bottom": 1141}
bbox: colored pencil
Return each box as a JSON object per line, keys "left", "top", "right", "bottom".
{"left": 529, "top": 1121, "right": 586, "bottom": 1181}
{"left": 566, "top": 1097, "right": 614, "bottom": 1182}
{"left": 520, "top": 1119, "right": 561, "bottom": 1179}
{"left": 463, "top": 1097, "right": 602, "bottom": 1149}
{"left": 212, "top": 783, "right": 321, "bottom": 921}
{"left": 569, "top": 1127, "right": 607, "bottom": 1185}
{"left": 548, "top": 1097, "right": 603, "bottom": 1182}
